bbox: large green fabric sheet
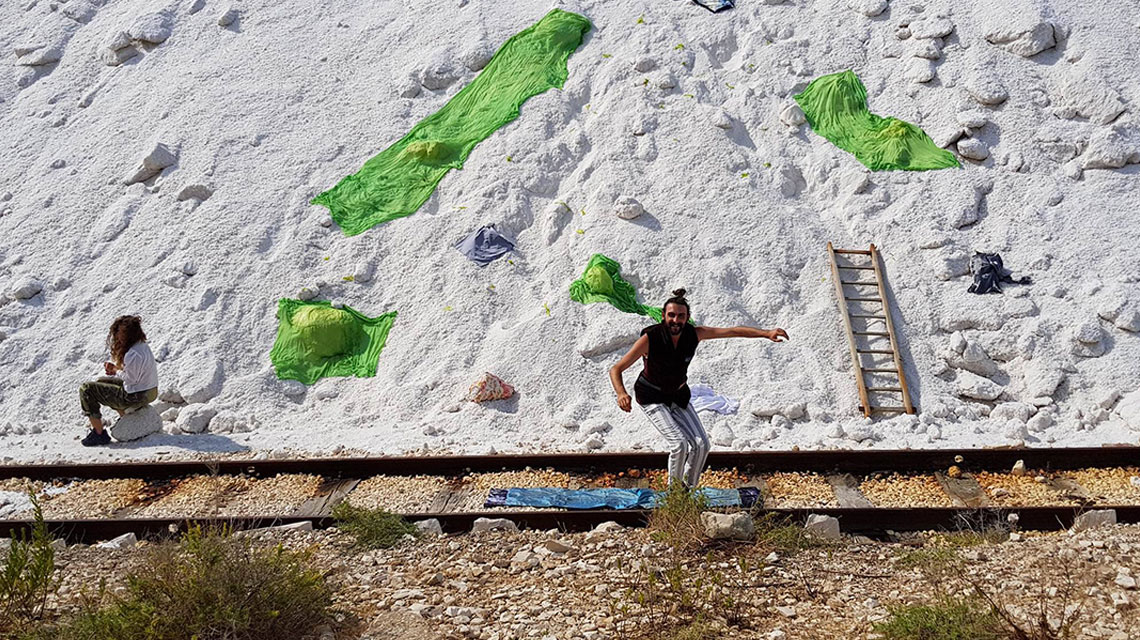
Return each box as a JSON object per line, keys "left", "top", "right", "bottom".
{"left": 569, "top": 254, "right": 663, "bottom": 322}
{"left": 270, "top": 299, "right": 397, "bottom": 385}
{"left": 312, "top": 9, "right": 592, "bottom": 235}
{"left": 794, "top": 70, "right": 960, "bottom": 171}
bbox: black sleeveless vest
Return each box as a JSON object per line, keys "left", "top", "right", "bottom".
{"left": 634, "top": 322, "right": 698, "bottom": 407}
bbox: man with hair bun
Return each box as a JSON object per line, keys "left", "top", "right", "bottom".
{"left": 608, "top": 289, "right": 788, "bottom": 487}
{"left": 77, "top": 315, "right": 159, "bottom": 446}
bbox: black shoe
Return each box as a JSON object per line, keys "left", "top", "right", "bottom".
{"left": 81, "top": 429, "right": 111, "bottom": 446}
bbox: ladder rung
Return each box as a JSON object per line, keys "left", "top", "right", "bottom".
{"left": 850, "top": 314, "right": 886, "bottom": 319}
{"left": 833, "top": 249, "right": 871, "bottom": 255}
{"left": 837, "top": 266, "right": 875, "bottom": 270}
{"left": 853, "top": 331, "right": 890, "bottom": 336}
{"left": 870, "top": 406, "right": 907, "bottom": 413}
{"left": 857, "top": 349, "right": 895, "bottom": 354}
{"left": 841, "top": 281, "right": 878, "bottom": 286}
{"left": 867, "top": 387, "right": 902, "bottom": 392}
{"left": 845, "top": 298, "right": 883, "bottom": 302}
{"left": 861, "top": 368, "right": 899, "bottom": 374}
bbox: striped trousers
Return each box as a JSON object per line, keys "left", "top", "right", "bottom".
{"left": 640, "top": 402, "right": 710, "bottom": 488}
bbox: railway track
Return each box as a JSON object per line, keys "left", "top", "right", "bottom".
{"left": 1, "top": 447, "right": 1138, "bottom": 543}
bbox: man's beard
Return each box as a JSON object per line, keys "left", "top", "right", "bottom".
{"left": 667, "top": 322, "right": 684, "bottom": 334}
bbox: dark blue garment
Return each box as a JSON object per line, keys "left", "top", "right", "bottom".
{"left": 485, "top": 487, "right": 759, "bottom": 510}
{"left": 456, "top": 224, "right": 515, "bottom": 266}
{"left": 692, "top": 0, "right": 734, "bottom": 12}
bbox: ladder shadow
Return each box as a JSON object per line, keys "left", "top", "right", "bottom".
{"left": 875, "top": 262, "right": 923, "bottom": 414}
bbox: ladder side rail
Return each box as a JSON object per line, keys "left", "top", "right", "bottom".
{"left": 870, "top": 244, "right": 916, "bottom": 415}
{"left": 828, "top": 243, "right": 873, "bottom": 418}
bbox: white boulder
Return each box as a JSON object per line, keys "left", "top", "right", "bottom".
{"left": 178, "top": 357, "right": 224, "bottom": 404}
{"left": 109, "top": 406, "right": 162, "bottom": 441}
{"left": 613, "top": 196, "right": 644, "bottom": 220}
{"left": 126, "top": 143, "right": 177, "bottom": 184}
{"left": 956, "top": 371, "right": 1003, "bottom": 401}
{"left": 701, "top": 512, "right": 755, "bottom": 540}
{"left": 175, "top": 404, "right": 217, "bottom": 434}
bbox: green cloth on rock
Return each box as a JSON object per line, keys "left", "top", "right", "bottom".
{"left": 312, "top": 9, "right": 592, "bottom": 235}
{"left": 569, "top": 254, "right": 663, "bottom": 322}
{"left": 270, "top": 299, "right": 397, "bottom": 385}
{"left": 794, "top": 70, "right": 960, "bottom": 171}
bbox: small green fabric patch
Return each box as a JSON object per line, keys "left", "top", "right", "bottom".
{"left": 270, "top": 299, "right": 397, "bottom": 385}
{"left": 311, "top": 9, "right": 592, "bottom": 235}
{"left": 569, "top": 254, "right": 663, "bottom": 322}
{"left": 794, "top": 70, "right": 960, "bottom": 171}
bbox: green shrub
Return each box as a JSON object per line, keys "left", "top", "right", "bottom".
{"left": 752, "top": 512, "right": 829, "bottom": 552}
{"left": 34, "top": 525, "right": 333, "bottom": 640}
{"left": 332, "top": 502, "right": 418, "bottom": 549}
{"left": 873, "top": 597, "right": 1004, "bottom": 640}
{"left": 646, "top": 483, "right": 708, "bottom": 548}
{"left": 0, "top": 494, "right": 58, "bottom": 635}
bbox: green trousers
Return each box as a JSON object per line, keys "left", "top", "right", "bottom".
{"left": 79, "top": 377, "right": 157, "bottom": 420}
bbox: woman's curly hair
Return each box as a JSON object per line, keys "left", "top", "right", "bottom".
{"left": 107, "top": 315, "right": 147, "bottom": 366}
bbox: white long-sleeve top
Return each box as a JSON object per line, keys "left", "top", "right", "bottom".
{"left": 120, "top": 342, "right": 159, "bottom": 394}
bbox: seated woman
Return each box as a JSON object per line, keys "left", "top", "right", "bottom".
{"left": 79, "top": 315, "right": 159, "bottom": 446}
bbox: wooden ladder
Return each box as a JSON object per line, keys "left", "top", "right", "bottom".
{"left": 827, "top": 243, "right": 916, "bottom": 418}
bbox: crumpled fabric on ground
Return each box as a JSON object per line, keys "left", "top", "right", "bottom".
{"left": 692, "top": 0, "right": 734, "bottom": 12}
{"left": 311, "top": 9, "right": 591, "bottom": 235}
{"left": 270, "top": 299, "right": 397, "bottom": 385}
{"left": 456, "top": 224, "right": 515, "bottom": 265}
{"left": 968, "top": 252, "right": 1032, "bottom": 294}
{"left": 484, "top": 487, "right": 759, "bottom": 509}
{"left": 794, "top": 70, "right": 960, "bottom": 171}
{"left": 466, "top": 372, "right": 515, "bottom": 402}
{"left": 689, "top": 384, "right": 740, "bottom": 415}
{"left": 569, "top": 253, "right": 665, "bottom": 322}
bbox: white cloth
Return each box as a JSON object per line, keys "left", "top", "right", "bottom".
{"left": 688, "top": 384, "right": 740, "bottom": 415}
{"left": 120, "top": 342, "right": 158, "bottom": 394}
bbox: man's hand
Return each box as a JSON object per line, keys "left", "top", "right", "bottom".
{"left": 766, "top": 328, "right": 789, "bottom": 342}
{"left": 104, "top": 361, "right": 117, "bottom": 376}
{"left": 617, "top": 393, "right": 632, "bottom": 413}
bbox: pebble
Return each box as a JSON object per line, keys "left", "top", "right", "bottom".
{"left": 217, "top": 7, "right": 239, "bottom": 27}
{"left": 957, "top": 138, "right": 989, "bottom": 161}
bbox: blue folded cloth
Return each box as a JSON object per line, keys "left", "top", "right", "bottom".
{"left": 484, "top": 486, "right": 760, "bottom": 510}
{"left": 456, "top": 224, "right": 515, "bottom": 266}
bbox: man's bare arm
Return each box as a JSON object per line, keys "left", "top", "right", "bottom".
{"left": 695, "top": 326, "right": 789, "bottom": 341}
{"left": 609, "top": 335, "right": 649, "bottom": 412}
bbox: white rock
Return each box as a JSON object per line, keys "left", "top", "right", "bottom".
{"left": 712, "top": 111, "right": 733, "bottom": 130}
{"left": 779, "top": 104, "right": 806, "bottom": 127}
{"left": 7, "top": 277, "right": 43, "bottom": 300}
{"left": 804, "top": 514, "right": 841, "bottom": 540}
{"left": 583, "top": 434, "right": 605, "bottom": 450}
{"left": 1116, "top": 574, "right": 1137, "bottom": 590}
{"left": 613, "top": 196, "right": 644, "bottom": 220}
{"left": 1071, "top": 509, "right": 1117, "bottom": 532}
{"left": 15, "top": 44, "right": 62, "bottom": 67}
{"left": 633, "top": 57, "right": 656, "bottom": 72}
{"left": 905, "top": 58, "right": 936, "bottom": 83}
{"left": 983, "top": 5, "right": 1057, "bottom": 57}
{"left": 965, "top": 74, "right": 1009, "bottom": 106}
{"left": 844, "top": 425, "right": 875, "bottom": 443}
{"left": 298, "top": 285, "right": 319, "bottom": 301}
{"left": 471, "top": 518, "right": 519, "bottom": 533}
{"left": 109, "top": 406, "right": 162, "bottom": 441}
{"left": 177, "top": 184, "right": 213, "bottom": 202}
{"left": 909, "top": 17, "right": 955, "bottom": 39}
{"left": 126, "top": 143, "right": 177, "bottom": 184}
{"left": 1099, "top": 390, "right": 1122, "bottom": 410}
{"left": 1054, "top": 73, "right": 1127, "bottom": 126}
{"left": 178, "top": 357, "right": 223, "bottom": 404}
{"left": 1081, "top": 126, "right": 1139, "bottom": 170}
{"left": 240, "top": 521, "right": 313, "bottom": 536}
{"left": 711, "top": 424, "right": 735, "bottom": 447}
{"left": 847, "top": 0, "right": 887, "bottom": 17}
{"left": 1070, "top": 322, "right": 1105, "bottom": 357}
{"left": 128, "top": 12, "right": 173, "bottom": 44}
{"left": 353, "top": 261, "right": 375, "bottom": 282}
{"left": 949, "top": 332, "right": 968, "bottom": 354}
{"left": 956, "top": 371, "right": 1003, "bottom": 401}
{"left": 160, "top": 407, "right": 180, "bottom": 421}
{"left": 911, "top": 38, "right": 942, "bottom": 60}
{"left": 1011, "top": 459, "right": 1026, "bottom": 476}
{"left": 991, "top": 402, "right": 1034, "bottom": 423}
{"left": 541, "top": 539, "right": 574, "bottom": 553}
{"left": 956, "top": 137, "right": 989, "bottom": 161}
{"left": 1027, "top": 411, "right": 1053, "bottom": 433}
{"left": 1116, "top": 389, "right": 1140, "bottom": 431}
{"left": 175, "top": 404, "right": 217, "bottom": 434}
{"left": 783, "top": 403, "right": 806, "bottom": 420}
{"left": 280, "top": 380, "right": 307, "bottom": 397}
{"left": 217, "top": 7, "right": 239, "bottom": 27}
{"left": 591, "top": 521, "right": 623, "bottom": 533}
{"left": 414, "top": 519, "right": 443, "bottom": 536}
{"left": 96, "top": 532, "right": 137, "bottom": 549}
{"left": 700, "top": 512, "right": 755, "bottom": 540}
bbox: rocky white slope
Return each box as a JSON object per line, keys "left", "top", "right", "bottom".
{"left": 1, "top": 0, "right": 1139, "bottom": 462}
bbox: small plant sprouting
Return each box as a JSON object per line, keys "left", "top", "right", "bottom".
{"left": 341, "top": 275, "right": 354, "bottom": 282}
{"left": 741, "top": 172, "right": 749, "bottom": 178}
{"left": 763, "top": 162, "right": 772, "bottom": 168}
{"left": 683, "top": 93, "right": 694, "bottom": 99}
{"left": 575, "top": 229, "right": 585, "bottom": 235}
{"left": 636, "top": 14, "right": 644, "bottom": 24}
{"left": 506, "top": 155, "right": 513, "bottom": 162}
{"left": 725, "top": 82, "right": 735, "bottom": 89}
{"left": 602, "top": 53, "right": 612, "bottom": 59}
{"left": 674, "top": 43, "right": 685, "bottom": 51}
{"left": 543, "top": 303, "right": 551, "bottom": 316}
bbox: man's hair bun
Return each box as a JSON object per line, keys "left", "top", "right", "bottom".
{"left": 672, "top": 288, "right": 687, "bottom": 297}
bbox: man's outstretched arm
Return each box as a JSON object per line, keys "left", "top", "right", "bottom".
{"left": 696, "top": 326, "right": 789, "bottom": 341}
{"left": 609, "top": 335, "right": 649, "bottom": 413}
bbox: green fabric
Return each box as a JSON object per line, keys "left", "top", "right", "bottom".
{"left": 312, "top": 9, "right": 592, "bottom": 235}
{"left": 569, "top": 254, "right": 663, "bottom": 322}
{"left": 794, "top": 70, "right": 960, "bottom": 171}
{"left": 270, "top": 299, "right": 397, "bottom": 385}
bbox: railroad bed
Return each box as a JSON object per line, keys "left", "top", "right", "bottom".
{"left": 1, "top": 448, "right": 1138, "bottom": 543}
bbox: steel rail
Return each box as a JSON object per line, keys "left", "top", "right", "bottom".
{"left": 3, "top": 506, "right": 1139, "bottom": 544}
{"left": 1, "top": 447, "right": 1137, "bottom": 481}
